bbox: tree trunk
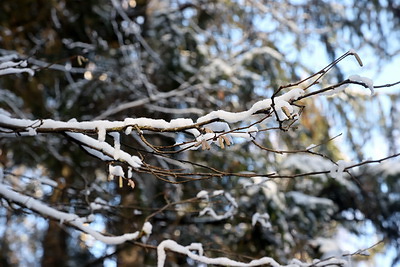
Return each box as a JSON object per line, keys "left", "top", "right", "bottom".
{"left": 41, "top": 174, "right": 68, "bottom": 267}
{"left": 41, "top": 220, "right": 68, "bottom": 267}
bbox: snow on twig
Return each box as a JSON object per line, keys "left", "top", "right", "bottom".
{"left": 0, "top": 55, "right": 35, "bottom": 76}
{"left": 329, "top": 160, "right": 353, "bottom": 179}
{"left": 0, "top": 183, "right": 144, "bottom": 245}
{"left": 0, "top": 87, "right": 303, "bottom": 156}
{"left": 157, "top": 239, "right": 348, "bottom": 267}
{"left": 348, "top": 75, "right": 374, "bottom": 95}
{"left": 0, "top": 87, "right": 303, "bottom": 135}
{"left": 66, "top": 132, "right": 142, "bottom": 168}
{"left": 198, "top": 191, "right": 238, "bottom": 221}
{"left": 252, "top": 212, "right": 272, "bottom": 229}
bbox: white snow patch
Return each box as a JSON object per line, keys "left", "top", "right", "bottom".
{"left": 349, "top": 74, "right": 374, "bottom": 95}
{"left": 170, "top": 118, "right": 194, "bottom": 128}
{"left": 109, "top": 165, "right": 124, "bottom": 177}
{"left": 0, "top": 59, "right": 34, "bottom": 76}
{"left": 67, "top": 132, "right": 141, "bottom": 168}
{"left": 82, "top": 146, "right": 113, "bottom": 161}
{"left": 97, "top": 126, "right": 106, "bottom": 142}
{"left": 28, "top": 127, "right": 37, "bottom": 136}
{"left": 197, "top": 88, "right": 303, "bottom": 124}
{"left": 196, "top": 190, "right": 209, "bottom": 199}
{"left": 125, "top": 126, "right": 132, "bottom": 135}
{"left": 224, "top": 192, "right": 238, "bottom": 208}
{"left": 90, "top": 202, "right": 103, "bottom": 210}
{"left": 330, "top": 160, "right": 352, "bottom": 179}
{"left": 142, "top": 221, "right": 152, "bottom": 235}
{"left": 252, "top": 212, "right": 272, "bottom": 229}
{"left": 212, "top": 190, "right": 224, "bottom": 196}
{"left": 109, "top": 132, "right": 121, "bottom": 160}
{"left": 322, "top": 84, "right": 347, "bottom": 96}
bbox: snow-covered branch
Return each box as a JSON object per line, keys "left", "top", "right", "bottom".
{"left": 156, "top": 239, "right": 348, "bottom": 267}
{"left": 66, "top": 131, "right": 142, "bottom": 169}
{"left": 1, "top": 0, "right": 400, "bottom": 264}
{"left": 0, "top": 87, "right": 304, "bottom": 136}
{"left": 197, "top": 190, "right": 238, "bottom": 221}
{"left": 0, "top": 182, "right": 151, "bottom": 245}
{"left": 0, "top": 54, "right": 34, "bottom": 76}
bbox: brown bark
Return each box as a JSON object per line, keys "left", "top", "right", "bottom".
{"left": 41, "top": 220, "right": 68, "bottom": 267}
{"left": 116, "top": 186, "right": 145, "bottom": 266}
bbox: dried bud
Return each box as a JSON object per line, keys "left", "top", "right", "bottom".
{"left": 201, "top": 139, "right": 211, "bottom": 150}
{"left": 218, "top": 136, "right": 225, "bottom": 149}
{"left": 194, "top": 140, "right": 202, "bottom": 147}
{"left": 128, "top": 179, "right": 135, "bottom": 189}
{"left": 77, "top": 55, "right": 88, "bottom": 66}
{"left": 281, "top": 106, "right": 292, "bottom": 119}
{"left": 221, "top": 135, "right": 231, "bottom": 146}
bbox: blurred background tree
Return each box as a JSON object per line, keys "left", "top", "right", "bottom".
{"left": 0, "top": 0, "right": 399, "bottom": 266}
